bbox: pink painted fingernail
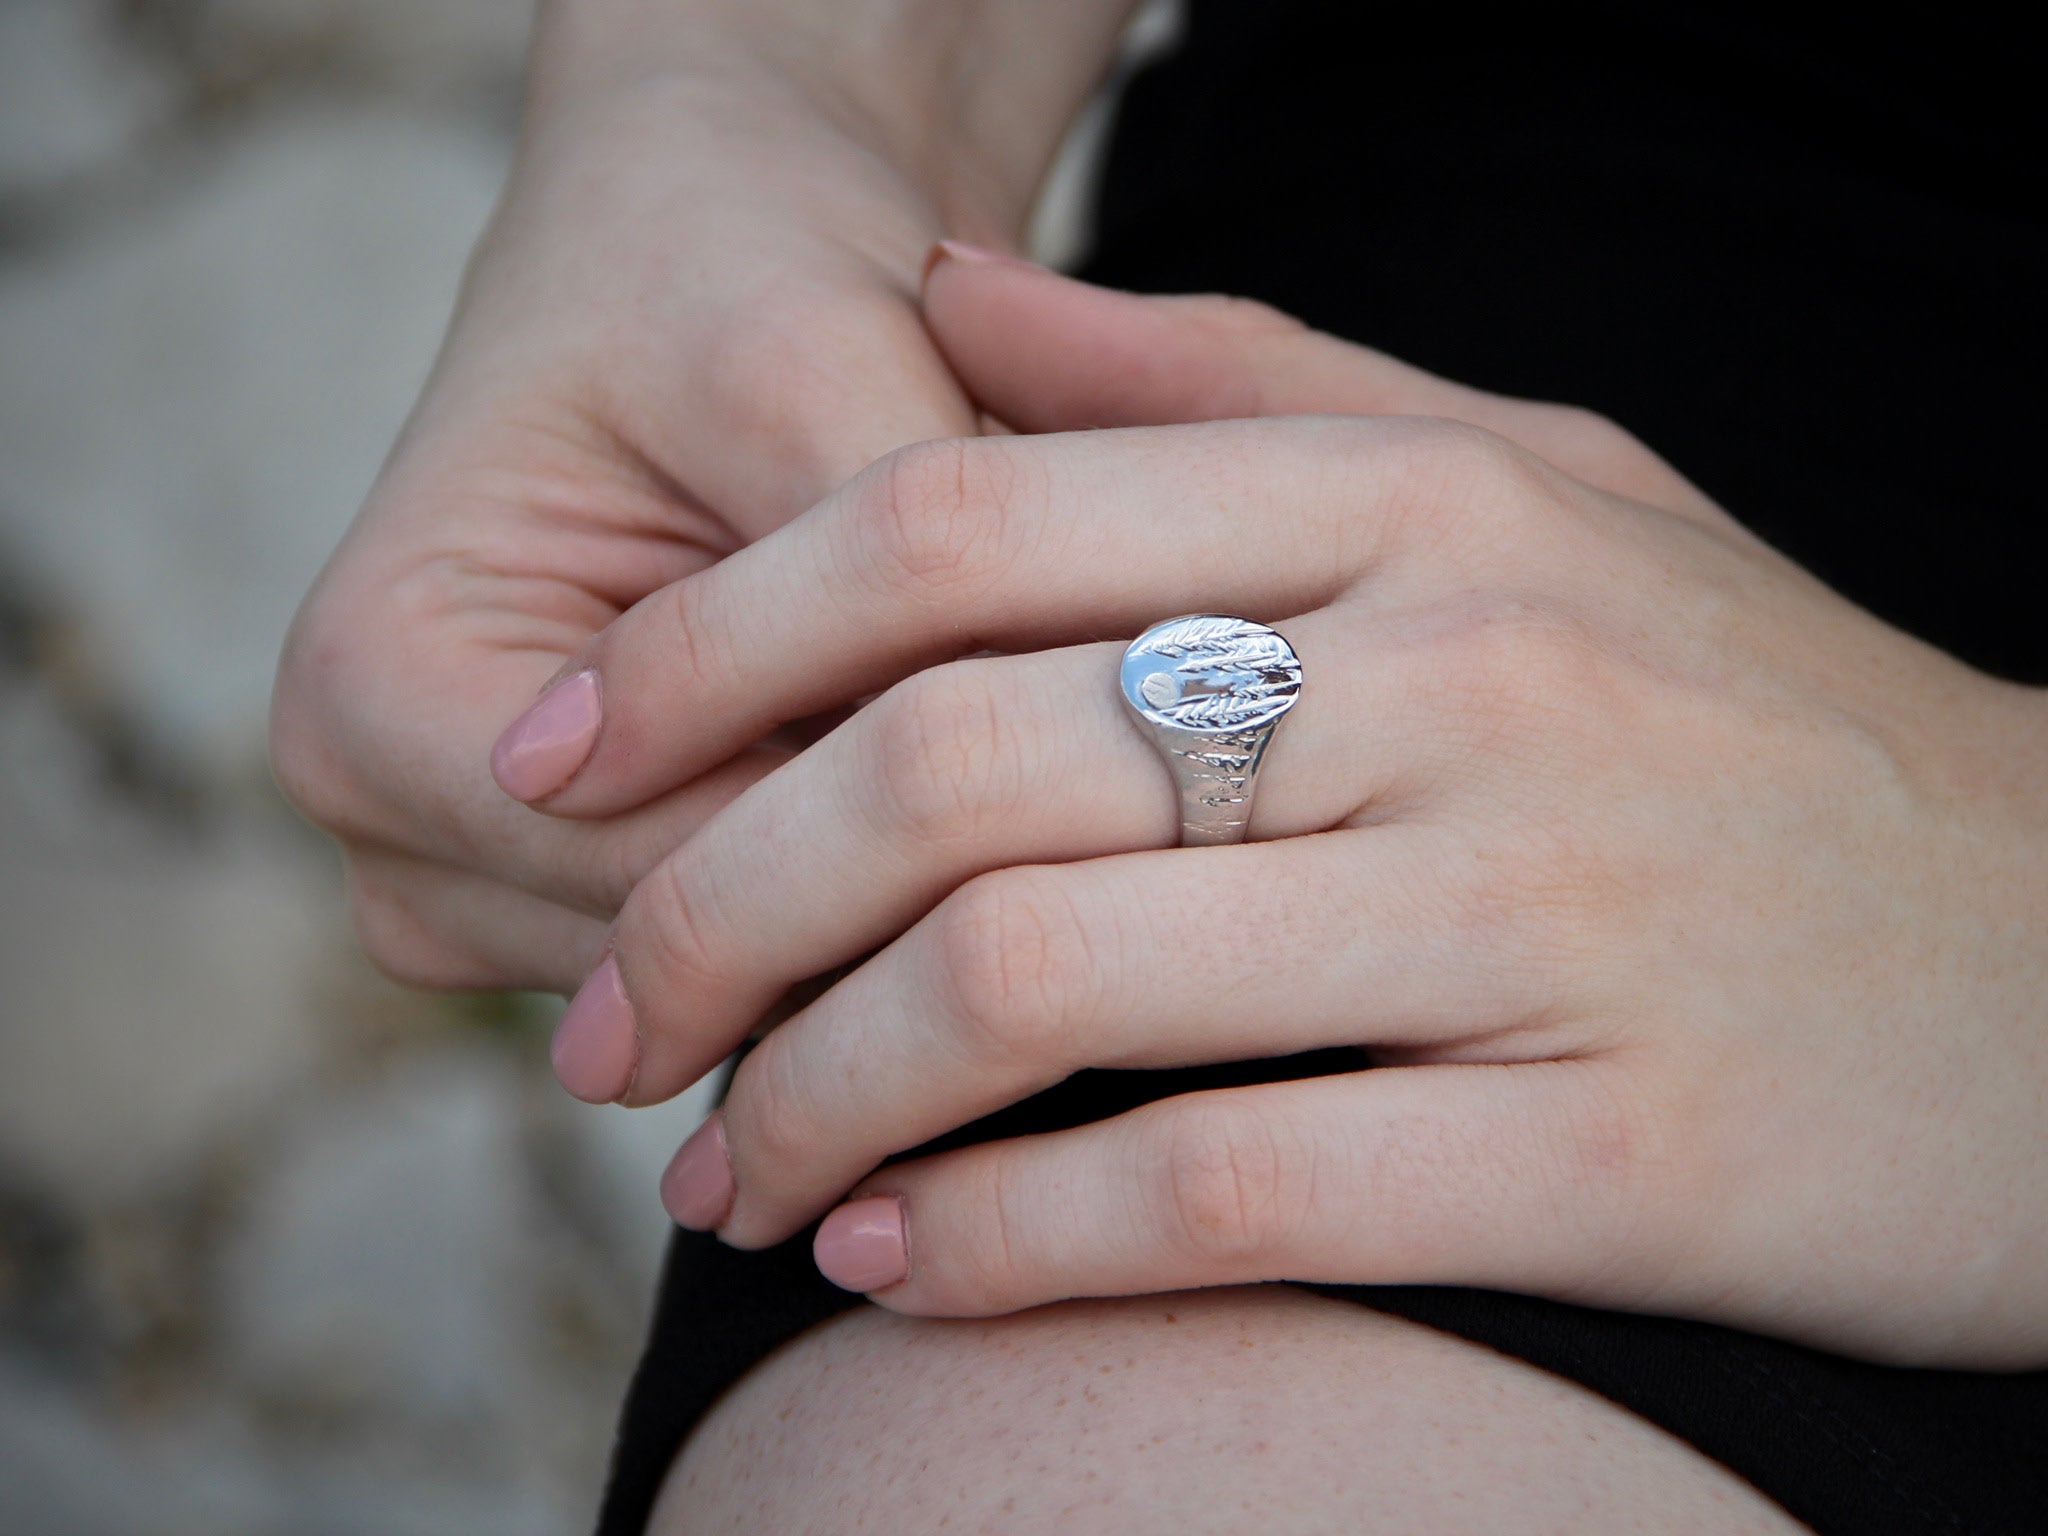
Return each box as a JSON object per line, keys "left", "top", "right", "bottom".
{"left": 661, "top": 1115, "right": 735, "bottom": 1230}
{"left": 923, "top": 239, "right": 1039, "bottom": 284}
{"left": 490, "top": 669, "right": 601, "bottom": 802}
{"left": 552, "top": 955, "right": 638, "bottom": 1104}
{"left": 814, "top": 1197, "right": 908, "bottom": 1292}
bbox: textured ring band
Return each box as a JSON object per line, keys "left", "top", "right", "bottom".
{"left": 1118, "top": 614, "right": 1303, "bottom": 847}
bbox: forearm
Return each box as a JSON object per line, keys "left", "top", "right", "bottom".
{"left": 530, "top": 0, "right": 1145, "bottom": 238}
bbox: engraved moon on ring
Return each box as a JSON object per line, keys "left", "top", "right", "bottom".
{"left": 1119, "top": 615, "right": 1303, "bottom": 733}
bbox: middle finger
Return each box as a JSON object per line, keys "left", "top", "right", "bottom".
{"left": 701, "top": 821, "right": 1547, "bottom": 1247}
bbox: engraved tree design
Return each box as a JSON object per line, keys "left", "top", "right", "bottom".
{"left": 1132, "top": 615, "right": 1302, "bottom": 732}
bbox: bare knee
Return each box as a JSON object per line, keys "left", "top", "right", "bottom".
{"left": 649, "top": 1285, "right": 1807, "bottom": 1535}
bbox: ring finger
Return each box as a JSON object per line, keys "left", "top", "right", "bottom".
{"left": 602, "top": 606, "right": 1466, "bottom": 1107}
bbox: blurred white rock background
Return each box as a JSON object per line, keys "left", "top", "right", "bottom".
{"left": 0, "top": 2, "right": 712, "bottom": 1530}
{"left": 0, "top": 1, "right": 1177, "bottom": 1530}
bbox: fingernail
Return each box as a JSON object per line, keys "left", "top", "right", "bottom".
{"left": 552, "top": 954, "right": 638, "bottom": 1104}
{"left": 661, "top": 1115, "right": 735, "bottom": 1230}
{"left": 490, "top": 668, "right": 601, "bottom": 802}
{"left": 922, "top": 239, "right": 1039, "bottom": 285}
{"left": 814, "top": 1196, "right": 909, "bottom": 1292}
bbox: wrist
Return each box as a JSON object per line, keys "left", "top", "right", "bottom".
{"left": 531, "top": 0, "right": 1140, "bottom": 240}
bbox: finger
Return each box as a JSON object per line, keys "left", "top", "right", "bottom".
{"left": 921, "top": 247, "right": 1715, "bottom": 516}
{"left": 278, "top": 559, "right": 796, "bottom": 920}
{"left": 606, "top": 609, "right": 1481, "bottom": 1110}
{"left": 708, "top": 829, "right": 1548, "bottom": 1246}
{"left": 811, "top": 1061, "right": 1661, "bottom": 1317}
{"left": 577, "top": 243, "right": 983, "bottom": 541}
{"left": 510, "top": 412, "right": 1460, "bottom": 816}
{"left": 607, "top": 642, "right": 1158, "bottom": 1107}
{"left": 682, "top": 297, "right": 983, "bottom": 540}
{"left": 305, "top": 643, "right": 789, "bottom": 918}
{"left": 345, "top": 850, "right": 609, "bottom": 993}
{"left": 399, "top": 732, "right": 785, "bottom": 919}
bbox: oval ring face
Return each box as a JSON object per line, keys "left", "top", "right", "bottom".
{"left": 1118, "top": 614, "right": 1303, "bottom": 734}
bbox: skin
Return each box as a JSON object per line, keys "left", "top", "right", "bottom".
{"left": 651, "top": 1287, "right": 1810, "bottom": 1535}
{"left": 542, "top": 258, "right": 2048, "bottom": 1371}
{"left": 268, "top": 2, "right": 2048, "bottom": 1526}
{"left": 269, "top": 0, "right": 1135, "bottom": 990}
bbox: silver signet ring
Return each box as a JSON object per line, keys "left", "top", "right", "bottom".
{"left": 1118, "top": 615, "right": 1303, "bottom": 847}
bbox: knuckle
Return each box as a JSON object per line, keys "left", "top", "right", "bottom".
{"left": 1390, "top": 414, "right": 1516, "bottom": 481}
{"left": 644, "top": 568, "right": 739, "bottom": 710}
{"left": 269, "top": 726, "right": 350, "bottom": 839}
{"left": 1532, "top": 401, "right": 1631, "bottom": 460}
{"left": 1423, "top": 616, "right": 1643, "bottom": 949}
{"left": 848, "top": 437, "right": 1027, "bottom": 597}
{"left": 865, "top": 668, "right": 1014, "bottom": 846}
{"left": 725, "top": 1040, "right": 822, "bottom": 1176}
{"left": 1446, "top": 804, "right": 1641, "bottom": 982}
{"left": 1521, "top": 403, "right": 1668, "bottom": 495}
{"left": 573, "top": 819, "right": 665, "bottom": 920}
{"left": 1379, "top": 418, "right": 1555, "bottom": 551}
{"left": 1553, "top": 1073, "right": 1691, "bottom": 1279}
{"left": 930, "top": 871, "right": 1095, "bottom": 1069}
{"left": 937, "top": 1148, "right": 1030, "bottom": 1312}
{"left": 1181, "top": 295, "right": 1309, "bottom": 415}
{"left": 1439, "top": 603, "right": 1623, "bottom": 732}
{"left": 1151, "top": 1098, "right": 1304, "bottom": 1268}
{"left": 271, "top": 555, "right": 484, "bottom": 848}
{"left": 269, "top": 608, "right": 377, "bottom": 839}
{"left": 1194, "top": 292, "right": 1306, "bottom": 339}
{"left": 1478, "top": 607, "right": 1606, "bottom": 694}
{"left": 624, "top": 855, "right": 729, "bottom": 1001}
{"left": 692, "top": 288, "right": 871, "bottom": 506}
{"left": 345, "top": 866, "right": 476, "bottom": 992}
{"left": 1182, "top": 292, "right": 1307, "bottom": 367}
{"left": 1565, "top": 1077, "right": 1665, "bottom": 1204}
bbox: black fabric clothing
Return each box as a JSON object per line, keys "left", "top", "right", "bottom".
{"left": 597, "top": 3, "right": 2048, "bottom": 1532}
{"left": 600, "top": 1065, "right": 2048, "bottom": 1536}
{"left": 1090, "top": 0, "right": 2048, "bottom": 688}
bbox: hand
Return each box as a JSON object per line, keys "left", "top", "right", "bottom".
{"left": 553, "top": 257, "right": 2048, "bottom": 1367}
{"left": 268, "top": 2, "right": 1131, "bottom": 1004}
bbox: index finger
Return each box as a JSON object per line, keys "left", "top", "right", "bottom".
{"left": 492, "top": 415, "right": 1466, "bottom": 817}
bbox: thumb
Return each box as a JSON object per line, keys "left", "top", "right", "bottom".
{"left": 920, "top": 243, "right": 1711, "bottom": 514}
